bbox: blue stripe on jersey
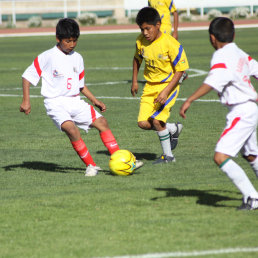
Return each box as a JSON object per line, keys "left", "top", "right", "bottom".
{"left": 169, "top": 0, "right": 174, "bottom": 11}
{"left": 161, "top": 72, "right": 172, "bottom": 83}
{"left": 173, "top": 45, "right": 183, "bottom": 66}
{"left": 161, "top": 14, "right": 164, "bottom": 20}
{"left": 151, "top": 89, "right": 178, "bottom": 119}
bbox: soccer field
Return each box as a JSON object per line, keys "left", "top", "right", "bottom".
{"left": 1, "top": 28, "right": 258, "bottom": 258}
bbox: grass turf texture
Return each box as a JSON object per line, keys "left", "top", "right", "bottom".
{"left": 1, "top": 28, "right": 258, "bottom": 258}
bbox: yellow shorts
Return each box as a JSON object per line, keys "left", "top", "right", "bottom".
{"left": 138, "top": 82, "right": 180, "bottom": 123}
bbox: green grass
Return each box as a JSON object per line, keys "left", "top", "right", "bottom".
{"left": 1, "top": 28, "right": 258, "bottom": 258}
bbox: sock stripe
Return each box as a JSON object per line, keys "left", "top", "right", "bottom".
{"left": 159, "top": 134, "right": 170, "bottom": 141}
{"left": 219, "top": 158, "right": 231, "bottom": 168}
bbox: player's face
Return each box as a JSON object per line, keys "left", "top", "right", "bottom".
{"left": 140, "top": 22, "right": 161, "bottom": 42}
{"left": 56, "top": 37, "right": 78, "bottom": 54}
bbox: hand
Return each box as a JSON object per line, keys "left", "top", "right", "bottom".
{"left": 172, "top": 31, "right": 178, "bottom": 40}
{"left": 131, "top": 82, "right": 138, "bottom": 97}
{"left": 154, "top": 91, "right": 168, "bottom": 105}
{"left": 20, "top": 102, "right": 31, "bottom": 115}
{"left": 93, "top": 100, "right": 106, "bottom": 113}
{"left": 179, "top": 101, "right": 191, "bottom": 119}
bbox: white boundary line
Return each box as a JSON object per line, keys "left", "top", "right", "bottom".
{"left": 98, "top": 247, "right": 258, "bottom": 258}
{"left": 0, "top": 67, "right": 209, "bottom": 98}
{"left": 0, "top": 94, "right": 219, "bottom": 102}
{"left": 0, "top": 24, "right": 257, "bottom": 38}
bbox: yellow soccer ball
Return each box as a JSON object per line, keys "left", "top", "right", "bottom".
{"left": 109, "top": 150, "right": 136, "bottom": 176}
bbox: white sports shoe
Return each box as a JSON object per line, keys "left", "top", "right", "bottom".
{"left": 169, "top": 122, "right": 183, "bottom": 150}
{"left": 135, "top": 160, "right": 144, "bottom": 169}
{"left": 237, "top": 197, "right": 258, "bottom": 210}
{"left": 85, "top": 164, "right": 102, "bottom": 177}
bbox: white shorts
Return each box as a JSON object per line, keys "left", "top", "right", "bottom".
{"left": 44, "top": 96, "right": 102, "bottom": 132}
{"left": 215, "top": 101, "right": 258, "bottom": 157}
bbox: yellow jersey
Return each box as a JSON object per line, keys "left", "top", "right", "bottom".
{"left": 134, "top": 32, "right": 189, "bottom": 83}
{"left": 148, "top": 0, "right": 177, "bottom": 28}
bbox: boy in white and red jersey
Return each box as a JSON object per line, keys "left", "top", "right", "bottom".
{"left": 20, "top": 18, "right": 143, "bottom": 176}
{"left": 180, "top": 17, "right": 258, "bottom": 210}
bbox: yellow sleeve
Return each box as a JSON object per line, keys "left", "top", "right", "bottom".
{"left": 134, "top": 36, "right": 143, "bottom": 65}
{"left": 168, "top": 38, "right": 189, "bottom": 71}
{"left": 165, "top": 0, "right": 177, "bottom": 13}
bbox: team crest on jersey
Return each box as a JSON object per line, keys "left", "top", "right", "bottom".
{"left": 53, "top": 69, "right": 63, "bottom": 77}
{"left": 158, "top": 54, "right": 168, "bottom": 60}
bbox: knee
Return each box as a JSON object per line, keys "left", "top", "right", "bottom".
{"left": 138, "top": 121, "right": 151, "bottom": 130}
{"left": 92, "top": 117, "right": 109, "bottom": 131}
{"left": 61, "top": 121, "right": 80, "bottom": 141}
{"left": 152, "top": 119, "right": 165, "bottom": 131}
{"left": 242, "top": 154, "right": 257, "bottom": 162}
{"left": 214, "top": 152, "right": 230, "bottom": 166}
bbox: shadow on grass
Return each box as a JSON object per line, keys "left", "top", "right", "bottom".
{"left": 97, "top": 150, "right": 157, "bottom": 161}
{"left": 3, "top": 161, "right": 82, "bottom": 174}
{"left": 151, "top": 187, "right": 240, "bottom": 208}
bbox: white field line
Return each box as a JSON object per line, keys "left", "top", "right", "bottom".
{"left": 0, "top": 67, "right": 211, "bottom": 100}
{"left": 98, "top": 247, "right": 258, "bottom": 258}
{"left": 0, "top": 94, "right": 219, "bottom": 102}
{"left": 0, "top": 67, "right": 208, "bottom": 91}
{"left": 0, "top": 67, "right": 215, "bottom": 100}
{"left": 0, "top": 24, "right": 258, "bottom": 38}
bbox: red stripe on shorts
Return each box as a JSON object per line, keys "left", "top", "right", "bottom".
{"left": 219, "top": 117, "right": 241, "bottom": 141}
{"left": 248, "top": 56, "right": 253, "bottom": 61}
{"left": 90, "top": 105, "right": 96, "bottom": 123}
{"left": 34, "top": 57, "right": 42, "bottom": 77}
{"left": 210, "top": 63, "right": 227, "bottom": 70}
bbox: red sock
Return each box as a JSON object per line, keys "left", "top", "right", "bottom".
{"left": 71, "top": 138, "right": 96, "bottom": 166}
{"left": 100, "top": 129, "right": 120, "bottom": 154}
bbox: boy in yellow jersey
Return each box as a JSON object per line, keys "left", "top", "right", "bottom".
{"left": 131, "top": 7, "right": 189, "bottom": 164}
{"left": 148, "top": 0, "right": 178, "bottom": 39}
{"left": 149, "top": 0, "right": 188, "bottom": 83}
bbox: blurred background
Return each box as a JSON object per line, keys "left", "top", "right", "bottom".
{"left": 1, "top": 0, "right": 258, "bottom": 28}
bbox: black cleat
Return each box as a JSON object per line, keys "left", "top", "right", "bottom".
{"left": 153, "top": 154, "right": 175, "bottom": 164}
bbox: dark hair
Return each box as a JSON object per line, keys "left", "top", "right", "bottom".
{"left": 136, "top": 7, "right": 161, "bottom": 26}
{"left": 56, "top": 18, "right": 80, "bottom": 40}
{"left": 209, "top": 17, "right": 234, "bottom": 43}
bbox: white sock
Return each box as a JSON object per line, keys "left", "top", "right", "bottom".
{"left": 157, "top": 129, "right": 173, "bottom": 157}
{"left": 166, "top": 122, "right": 177, "bottom": 134}
{"left": 250, "top": 157, "right": 258, "bottom": 177}
{"left": 220, "top": 159, "right": 258, "bottom": 202}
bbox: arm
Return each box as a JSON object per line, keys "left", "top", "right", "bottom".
{"left": 80, "top": 85, "right": 106, "bottom": 113}
{"left": 154, "top": 71, "right": 183, "bottom": 105}
{"left": 172, "top": 11, "right": 178, "bottom": 40}
{"left": 131, "top": 57, "right": 141, "bottom": 96}
{"left": 179, "top": 83, "right": 213, "bottom": 119}
{"left": 20, "top": 78, "right": 31, "bottom": 115}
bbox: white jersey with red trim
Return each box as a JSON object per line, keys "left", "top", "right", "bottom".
{"left": 204, "top": 43, "right": 258, "bottom": 105}
{"left": 22, "top": 46, "right": 85, "bottom": 98}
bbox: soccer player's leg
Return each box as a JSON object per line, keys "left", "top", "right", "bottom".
{"left": 149, "top": 87, "right": 177, "bottom": 164}
{"left": 61, "top": 120, "right": 100, "bottom": 176}
{"left": 162, "top": 85, "right": 183, "bottom": 150}
{"left": 241, "top": 129, "right": 258, "bottom": 177}
{"left": 152, "top": 118, "right": 175, "bottom": 164}
{"left": 91, "top": 116, "right": 120, "bottom": 155}
{"left": 215, "top": 110, "right": 258, "bottom": 209}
